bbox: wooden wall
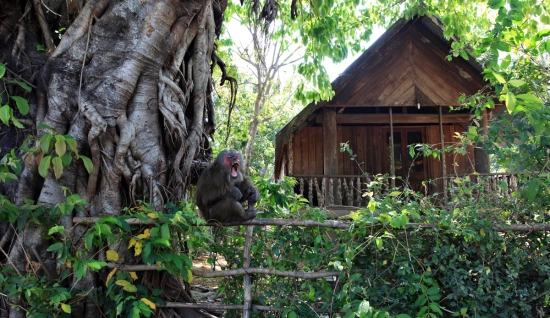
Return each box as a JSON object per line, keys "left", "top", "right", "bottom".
{"left": 291, "top": 127, "right": 324, "bottom": 175}
{"left": 337, "top": 126, "right": 384, "bottom": 176}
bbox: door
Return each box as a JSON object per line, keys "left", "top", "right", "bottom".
{"left": 384, "top": 128, "right": 427, "bottom": 191}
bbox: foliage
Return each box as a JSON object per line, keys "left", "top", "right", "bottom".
{"left": 0, "top": 196, "right": 210, "bottom": 317}
{"left": 210, "top": 176, "right": 550, "bottom": 318}
{"left": 0, "top": 62, "right": 31, "bottom": 128}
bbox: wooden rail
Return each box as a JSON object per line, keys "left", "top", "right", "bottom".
{"left": 292, "top": 175, "right": 376, "bottom": 208}
{"left": 73, "top": 215, "right": 549, "bottom": 316}
{"left": 292, "top": 173, "right": 531, "bottom": 208}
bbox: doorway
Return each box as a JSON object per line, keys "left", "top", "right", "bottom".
{"left": 384, "top": 128, "right": 427, "bottom": 191}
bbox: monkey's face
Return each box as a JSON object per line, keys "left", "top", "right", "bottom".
{"left": 222, "top": 151, "right": 242, "bottom": 179}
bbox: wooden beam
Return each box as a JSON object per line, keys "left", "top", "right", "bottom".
{"left": 439, "top": 106, "right": 447, "bottom": 203}
{"left": 323, "top": 108, "right": 338, "bottom": 175}
{"left": 334, "top": 113, "right": 472, "bottom": 124}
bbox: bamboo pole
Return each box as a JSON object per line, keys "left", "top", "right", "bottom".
{"left": 242, "top": 225, "right": 253, "bottom": 318}
{"left": 105, "top": 262, "right": 341, "bottom": 278}
{"left": 76, "top": 217, "right": 550, "bottom": 232}
{"left": 389, "top": 107, "right": 395, "bottom": 188}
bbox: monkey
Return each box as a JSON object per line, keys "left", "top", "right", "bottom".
{"left": 195, "top": 150, "right": 259, "bottom": 222}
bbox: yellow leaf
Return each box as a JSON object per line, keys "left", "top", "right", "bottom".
{"left": 134, "top": 241, "right": 143, "bottom": 256}
{"left": 106, "top": 268, "right": 117, "bottom": 286}
{"left": 136, "top": 228, "right": 151, "bottom": 239}
{"left": 65, "top": 260, "right": 72, "bottom": 268}
{"left": 186, "top": 268, "right": 193, "bottom": 284}
{"left": 61, "top": 303, "right": 71, "bottom": 313}
{"left": 129, "top": 271, "right": 138, "bottom": 281}
{"left": 147, "top": 212, "right": 158, "bottom": 219}
{"left": 115, "top": 279, "right": 130, "bottom": 287}
{"left": 140, "top": 298, "right": 156, "bottom": 310}
{"left": 140, "top": 298, "right": 157, "bottom": 310}
{"left": 129, "top": 238, "right": 137, "bottom": 249}
{"left": 106, "top": 249, "right": 119, "bottom": 262}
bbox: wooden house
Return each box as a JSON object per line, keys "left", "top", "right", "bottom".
{"left": 274, "top": 16, "right": 492, "bottom": 210}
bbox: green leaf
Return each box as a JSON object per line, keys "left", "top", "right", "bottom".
{"left": 61, "top": 304, "right": 71, "bottom": 314}
{"left": 367, "top": 200, "right": 376, "bottom": 212}
{"left": 516, "top": 93, "right": 544, "bottom": 108}
{"left": 47, "top": 242, "right": 64, "bottom": 252}
{"left": 396, "top": 315, "right": 412, "bottom": 318}
{"left": 11, "top": 117, "right": 23, "bottom": 128}
{"left": 487, "top": 0, "right": 505, "bottom": 9}
{"left": 60, "top": 152, "right": 73, "bottom": 166}
{"left": 36, "top": 44, "right": 47, "bottom": 51}
{"left": 52, "top": 156, "right": 64, "bottom": 179}
{"left": 500, "top": 54, "right": 511, "bottom": 69}
{"left": 40, "top": 133, "right": 53, "bottom": 153}
{"left": 85, "top": 233, "right": 93, "bottom": 249}
{"left": 10, "top": 96, "right": 29, "bottom": 115}
{"left": 38, "top": 155, "right": 52, "bottom": 178}
{"left": 526, "top": 178, "right": 540, "bottom": 202}
{"left": 375, "top": 237, "right": 383, "bottom": 250}
{"left": 55, "top": 135, "right": 67, "bottom": 157}
{"left": 388, "top": 191, "right": 401, "bottom": 197}
{"left": 495, "top": 41, "right": 510, "bottom": 52}
{"left": 38, "top": 123, "right": 55, "bottom": 130}
{"left": 426, "top": 286, "right": 440, "bottom": 295}
{"left": 87, "top": 261, "right": 107, "bottom": 271}
{"left": 429, "top": 302, "right": 443, "bottom": 315}
{"left": 15, "top": 80, "right": 32, "bottom": 92}
{"left": 493, "top": 71, "right": 506, "bottom": 84}
{"left": 508, "top": 79, "right": 526, "bottom": 87}
{"left": 0, "top": 63, "right": 5, "bottom": 78}
{"left": 80, "top": 155, "right": 93, "bottom": 174}
{"left": 161, "top": 223, "right": 170, "bottom": 240}
{"left": 505, "top": 92, "right": 516, "bottom": 114}
{"left": 48, "top": 225, "right": 65, "bottom": 235}
{"left": 0, "top": 105, "right": 11, "bottom": 125}
{"left": 64, "top": 135, "right": 78, "bottom": 155}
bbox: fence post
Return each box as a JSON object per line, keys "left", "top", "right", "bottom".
{"left": 242, "top": 225, "right": 254, "bottom": 318}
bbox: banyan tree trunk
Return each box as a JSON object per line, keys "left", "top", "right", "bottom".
{"left": 0, "top": 0, "right": 233, "bottom": 316}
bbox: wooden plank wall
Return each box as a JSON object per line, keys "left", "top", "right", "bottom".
{"left": 291, "top": 127, "right": 324, "bottom": 175}
{"left": 291, "top": 124, "right": 474, "bottom": 194}
{"left": 336, "top": 126, "right": 384, "bottom": 176}
{"left": 426, "top": 124, "right": 475, "bottom": 193}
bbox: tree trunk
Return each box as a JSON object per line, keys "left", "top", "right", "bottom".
{"left": 0, "top": 0, "right": 227, "bottom": 316}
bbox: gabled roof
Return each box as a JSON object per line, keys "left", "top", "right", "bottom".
{"left": 275, "top": 15, "right": 486, "bottom": 144}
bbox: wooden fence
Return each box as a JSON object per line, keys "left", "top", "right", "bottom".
{"left": 69, "top": 215, "right": 550, "bottom": 318}
{"left": 72, "top": 217, "right": 349, "bottom": 318}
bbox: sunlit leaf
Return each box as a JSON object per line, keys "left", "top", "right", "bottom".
{"left": 129, "top": 271, "right": 138, "bottom": 280}
{"left": 505, "top": 91, "right": 516, "bottom": 114}
{"left": 106, "top": 249, "right": 119, "bottom": 262}
{"left": 61, "top": 304, "right": 71, "bottom": 314}
{"left": 52, "top": 156, "right": 64, "bottom": 179}
{"left": 55, "top": 135, "right": 67, "bottom": 157}
{"left": 106, "top": 268, "right": 117, "bottom": 286}
{"left": 140, "top": 298, "right": 156, "bottom": 310}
